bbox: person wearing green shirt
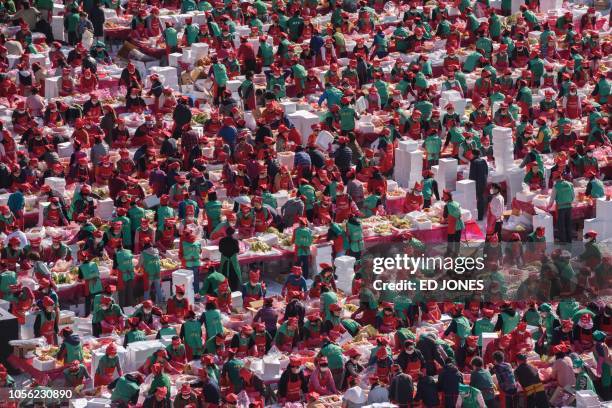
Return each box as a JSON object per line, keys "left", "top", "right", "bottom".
{"left": 163, "top": 22, "right": 178, "bottom": 52}
{"left": 110, "top": 374, "right": 143, "bottom": 405}
{"left": 258, "top": 37, "right": 274, "bottom": 67}
{"left": 64, "top": 7, "right": 81, "bottom": 45}
{"left": 339, "top": 99, "right": 358, "bottom": 132}
{"left": 113, "top": 242, "right": 134, "bottom": 307}
{"left": 319, "top": 285, "right": 338, "bottom": 323}
{"left": 585, "top": 172, "right": 605, "bottom": 199}
{"left": 274, "top": 317, "right": 299, "bottom": 351}
{"left": 516, "top": 81, "right": 533, "bottom": 118}
{"left": 293, "top": 217, "right": 313, "bottom": 278}
{"left": 113, "top": 208, "right": 132, "bottom": 248}
{"left": 267, "top": 67, "right": 287, "bottom": 99}
{"left": 148, "top": 365, "right": 171, "bottom": 399}
{"left": 155, "top": 195, "right": 175, "bottom": 238}
{"left": 197, "top": 0, "right": 212, "bottom": 10}
{"left": 180, "top": 310, "right": 203, "bottom": 359}
{"left": 319, "top": 338, "right": 344, "bottom": 389}
{"left": 592, "top": 73, "right": 610, "bottom": 104}
{"left": 457, "top": 383, "right": 485, "bottom": 407}
{"left": 286, "top": 11, "right": 304, "bottom": 41}
{"left": 222, "top": 350, "right": 245, "bottom": 392}
{"left": 297, "top": 180, "right": 316, "bottom": 217}
{"left": 181, "top": 0, "right": 196, "bottom": 12}
{"left": 549, "top": 172, "right": 574, "bottom": 243}
{"left": 573, "top": 358, "right": 596, "bottom": 393}
{"left": 200, "top": 297, "right": 223, "bottom": 340}
{"left": 393, "top": 26, "right": 410, "bottom": 53}
{"left": 210, "top": 56, "right": 228, "bottom": 104}
{"left": 290, "top": 60, "right": 308, "bottom": 97}
{"left": 181, "top": 231, "right": 202, "bottom": 293}
{"left": 443, "top": 191, "right": 464, "bottom": 256}
{"left": 462, "top": 50, "right": 483, "bottom": 73}
{"left": 204, "top": 192, "right": 222, "bottom": 237}
{"left": 346, "top": 213, "right": 364, "bottom": 260}
{"left": 140, "top": 240, "right": 163, "bottom": 302}
{"left": 579, "top": 231, "right": 602, "bottom": 269}
{"left": 362, "top": 191, "right": 381, "bottom": 218}
{"left": 79, "top": 256, "right": 102, "bottom": 316}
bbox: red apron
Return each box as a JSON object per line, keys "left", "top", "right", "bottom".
{"left": 379, "top": 315, "right": 397, "bottom": 334}
{"left": 40, "top": 319, "right": 56, "bottom": 345}
{"left": 335, "top": 195, "right": 351, "bottom": 223}
{"left": 94, "top": 366, "right": 115, "bottom": 386}
{"left": 286, "top": 376, "right": 302, "bottom": 402}
{"left": 253, "top": 334, "right": 267, "bottom": 357}
{"left": 565, "top": 94, "right": 580, "bottom": 119}
{"left": 406, "top": 359, "right": 422, "bottom": 381}
{"left": 101, "top": 315, "right": 120, "bottom": 334}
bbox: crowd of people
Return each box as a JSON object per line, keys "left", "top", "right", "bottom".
{"left": 0, "top": 0, "right": 610, "bottom": 405}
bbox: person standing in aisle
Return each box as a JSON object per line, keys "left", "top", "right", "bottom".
{"left": 548, "top": 171, "right": 575, "bottom": 243}
{"left": 486, "top": 183, "right": 505, "bottom": 242}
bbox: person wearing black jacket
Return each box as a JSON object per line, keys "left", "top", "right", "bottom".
{"left": 333, "top": 136, "right": 353, "bottom": 183}
{"left": 414, "top": 374, "right": 440, "bottom": 408}
{"left": 396, "top": 339, "right": 426, "bottom": 375}
{"left": 417, "top": 333, "right": 445, "bottom": 375}
{"left": 342, "top": 348, "right": 364, "bottom": 390}
{"left": 282, "top": 293, "right": 306, "bottom": 327}
{"left": 437, "top": 358, "right": 463, "bottom": 408}
{"left": 468, "top": 149, "right": 489, "bottom": 221}
{"left": 89, "top": 1, "right": 105, "bottom": 38}
{"left": 389, "top": 364, "right": 414, "bottom": 407}
{"left": 307, "top": 144, "right": 326, "bottom": 169}
{"left": 172, "top": 97, "right": 192, "bottom": 138}
{"left": 193, "top": 368, "right": 221, "bottom": 406}
{"left": 514, "top": 354, "right": 549, "bottom": 408}
{"left": 278, "top": 358, "right": 308, "bottom": 403}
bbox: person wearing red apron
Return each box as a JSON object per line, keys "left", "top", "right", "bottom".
{"left": 242, "top": 269, "right": 265, "bottom": 309}
{"left": 12, "top": 101, "right": 32, "bottom": 134}
{"left": 376, "top": 302, "right": 399, "bottom": 334}
{"left": 375, "top": 347, "right": 393, "bottom": 382}
{"left": 472, "top": 70, "right": 492, "bottom": 108}
{"left": 157, "top": 217, "right": 177, "bottom": 252}
{"left": 303, "top": 312, "right": 323, "bottom": 348}
{"left": 406, "top": 110, "right": 423, "bottom": 140}
{"left": 240, "top": 367, "right": 265, "bottom": 407}
{"left": 99, "top": 296, "right": 124, "bottom": 334}
{"left": 34, "top": 296, "right": 58, "bottom": 345}
{"left": 403, "top": 183, "right": 424, "bottom": 213}
{"left": 334, "top": 190, "right": 353, "bottom": 223}
{"left": 457, "top": 336, "right": 481, "bottom": 372}
{"left": 251, "top": 323, "right": 271, "bottom": 357}
{"left": 95, "top": 343, "right": 122, "bottom": 386}
{"left": 231, "top": 325, "right": 254, "bottom": 358}
{"left": 507, "top": 322, "right": 533, "bottom": 363}
{"left": 252, "top": 197, "right": 271, "bottom": 233}
{"left": 564, "top": 84, "right": 582, "bottom": 119}
{"left": 95, "top": 155, "right": 114, "bottom": 185}
{"left": 43, "top": 197, "right": 67, "bottom": 227}
{"left": 166, "top": 337, "right": 187, "bottom": 371}
{"left": 58, "top": 68, "right": 75, "bottom": 96}
{"left": 399, "top": 339, "right": 424, "bottom": 381}
{"left": 1, "top": 237, "right": 22, "bottom": 272}
{"left": 574, "top": 314, "right": 595, "bottom": 353}
{"left": 216, "top": 280, "right": 232, "bottom": 313}
{"left": 279, "top": 357, "right": 307, "bottom": 403}
{"left": 9, "top": 285, "right": 34, "bottom": 325}
{"left": 274, "top": 317, "right": 299, "bottom": 352}
{"left": 423, "top": 301, "right": 442, "bottom": 323}
{"left": 166, "top": 285, "right": 190, "bottom": 322}
{"left": 116, "top": 149, "right": 135, "bottom": 176}
{"left": 133, "top": 219, "right": 155, "bottom": 255}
